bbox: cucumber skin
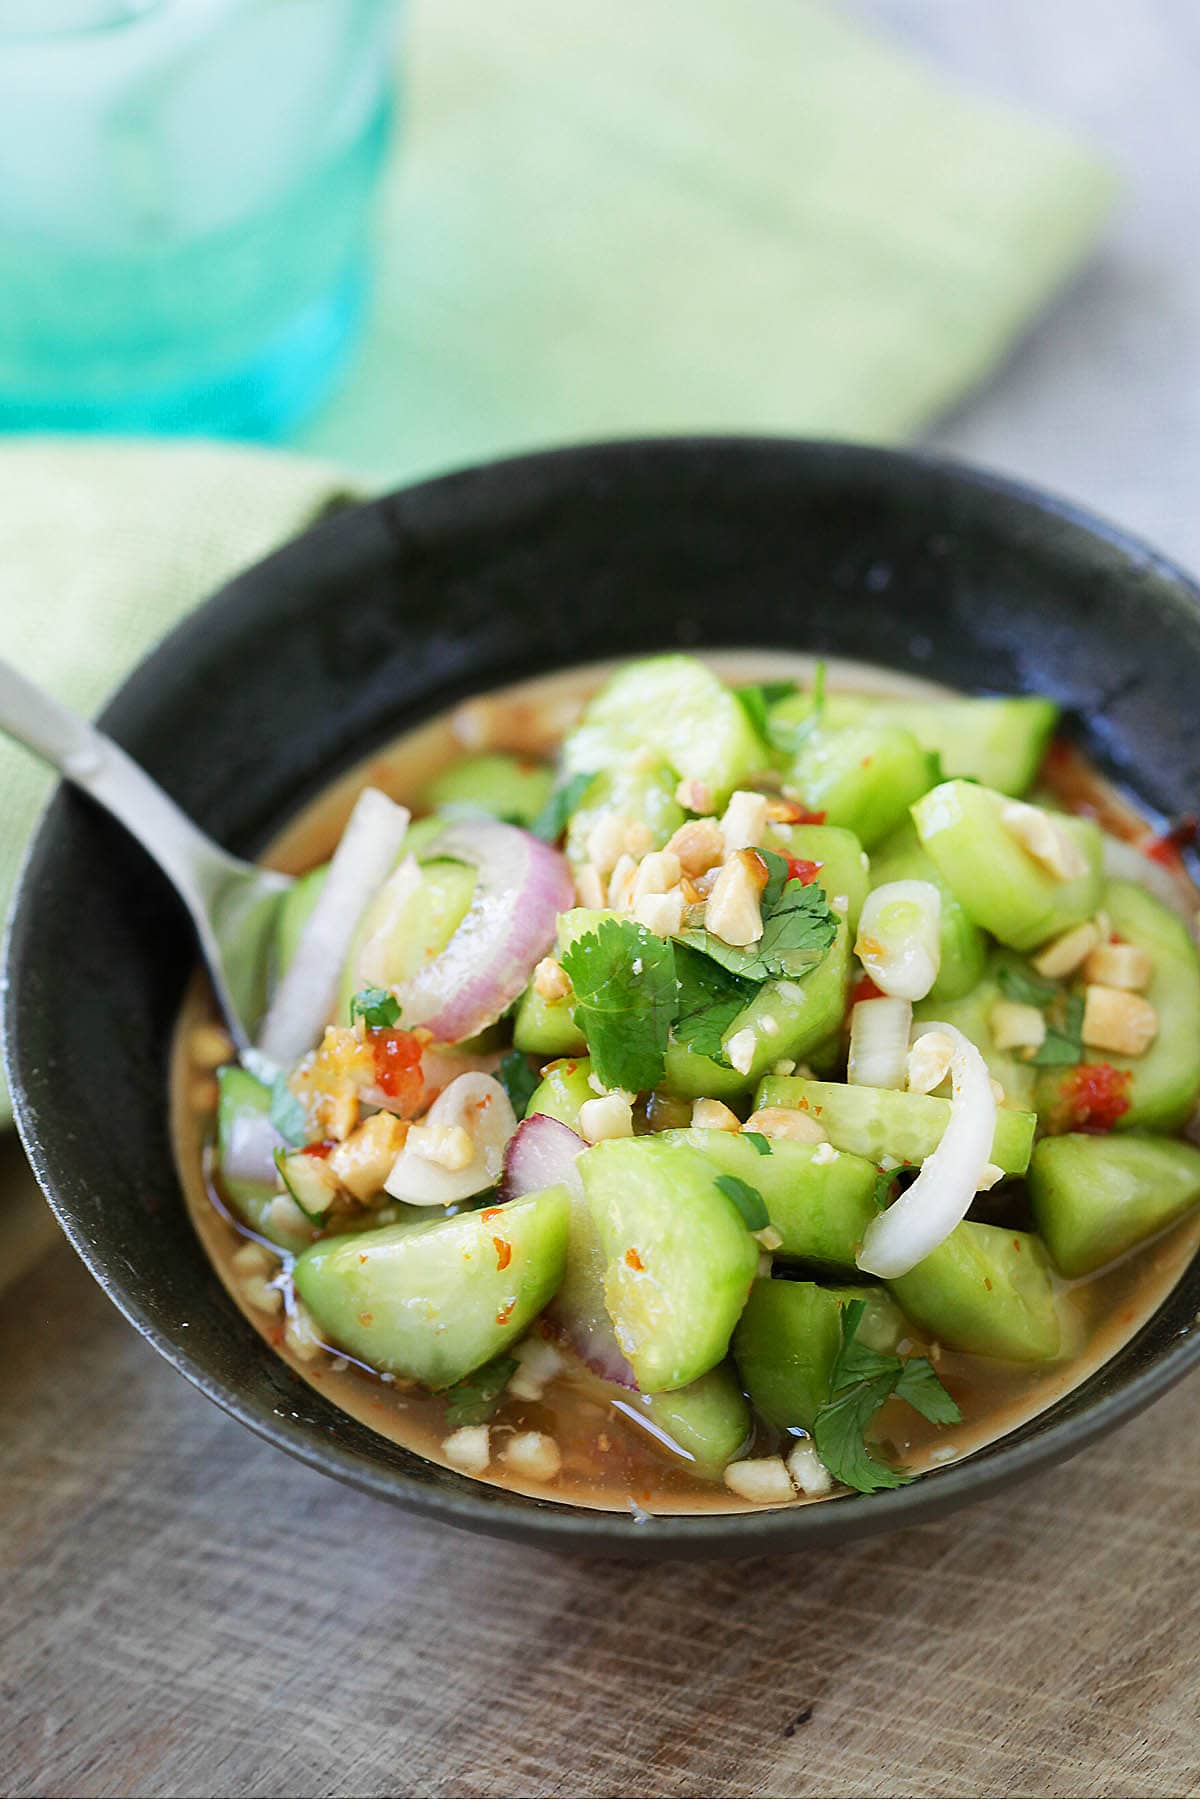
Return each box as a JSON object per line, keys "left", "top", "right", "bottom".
{"left": 215, "top": 1067, "right": 312, "bottom": 1254}
{"left": 421, "top": 753, "right": 554, "bottom": 828}
{"left": 512, "top": 985, "right": 588, "bottom": 1057}
{"left": 525, "top": 1058, "right": 595, "bottom": 1131}
{"left": 785, "top": 694, "right": 1059, "bottom": 797}
{"left": 887, "top": 1221, "right": 1061, "bottom": 1362}
{"left": 293, "top": 1187, "right": 571, "bottom": 1388}
{"left": 336, "top": 856, "right": 476, "bottom": 1025}
{"left": 1036, "top": 880, "right": 1200, "bottom": 1134}
{"left": 1029, "top": 1133, "right": 1200, "bottom": 1277}
{"left": 786, "top": 722, "right": 936, "bottom": 849}
{"left": 753, "top": 1076, "right": 1036, "bottom": 1175}
{"left": 623, "top": 1364, "right": 753, "bottom": 1475}
{"left": 660, "top": 1128, "right": 880, "bottom": 1273}
{"left": 764, "top": 824, "right": 870, "bottom": 931}
{"left": 579, "top": 1135, "right": 759, "bottom": 1392}
{"left": 732, "top": 1280, "right": 843, "bottom": 1432}
{"left": 869, "top": 819, "right": 987, "bottom": 1001}
{"left": 912, "top": 780, "right": 1102, "bottom": 951}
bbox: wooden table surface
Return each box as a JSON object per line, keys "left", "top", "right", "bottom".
{"left": 7, "top": 5, "right": 1200, "bottom": 1797}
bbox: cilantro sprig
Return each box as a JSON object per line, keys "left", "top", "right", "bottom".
{"left": 498, "top": 1049, "right": 540, "bottom": 1120}
{"left": 560, "top": 917, "right": 678, "bottom": 1093}
{"left": 735, "top": 679, "right": 800, "bottom": 744}
{"left": 675, "top": 848, "right": 838, "bottom": 983}
{"left": 714, "top": 1173, "right": 769, "bottom": 1231}
{"left": 672, "top": 942, "right": 758, "bottom": 1061}
{"left": 532, "top": 772, "right": 595, "bottom": 844}
{"left": 350, "top": 985, "right": 402, "bottom": 1029}
{"left": 811, "top": 1299, "right": 961, "bottom": 1494}
{"left": 442, "top": 1354, "right": 519, "bottom": 1427}
{"left": 997, "top": 962, "right": 1084, "bottom": 1067}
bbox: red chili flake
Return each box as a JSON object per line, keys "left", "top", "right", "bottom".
{"left": 493, "top": 1236, "right": 512, "bottom": 1271}
{"left": 481, "top": 1206, "right": 502, "bottom": 1223}
{"left": 625, "top": 1248, "right": 645, "bottom": 1271}
{"left": 1056, "top": 1062, "right": 1133, "bottom": 1133}
{"left": 984, "top": 1278, "right": 993, "bottom": 1291}
{"left": 1012, "top": 1240, "right": 1021, "bottom": 1253}
{"left": 369, "top": 1025, "right": 425, "bottom": 1102}
{"left": 850, "top": 974, "right": 884, "bottom": 1007}
{"left": 302, "top": 1140, "right": 334, "bottom": 1159}
{"left": 358, "top": 1311, "right": 374, "bottom": 1326}
{"left": 495, "top": 1300, "right": 515, "bottom": 1326}
{"left": 1143, "top": 818, "right": 1197, "bottom": 867}
{"left": 860, "top": 756, "right": 874, "bottom": 769}
{"left": 789, "top": 806, "right": 827, "bottom": 825}
{"left": 785, "top": 856, "right": 824, "bottom": 886}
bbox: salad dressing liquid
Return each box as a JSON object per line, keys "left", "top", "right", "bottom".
{"left": 173, "top": 655, "right": 1200, "bottom": 1513}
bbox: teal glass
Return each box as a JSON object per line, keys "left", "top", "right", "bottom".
{"left": 0, "top": 0, "right": 400, "bottom": 438}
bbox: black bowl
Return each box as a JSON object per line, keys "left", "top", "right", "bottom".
{"left": 8, "top": 437, "right": 1200, "bottom": 1556}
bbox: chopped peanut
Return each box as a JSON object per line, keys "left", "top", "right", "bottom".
{"left": 607, "top": 852, "right": 639, "bottom": 913}
{"left": 725, "top": 1029, "right": 758, "bottom": 1077}
{"left": 283, "top": 1301, "right": 325, "bottom": 1362}
{"left": 1001, "top": 800, "right": 1089, "bottom": 881}
{"left": 706, "top": 849, "right": 768, "bottom": 947}
{"left": 586, "top": 812, "right": 635, "bottom": 879}
{"left": 327, "top": 1111, "right": 409, "bottom": 1201}
{"left": 406, "top": 1120, "right": 475, "bottom": 1171}
{"left": 744, "top": 1105, "right": 829, "bottom": 1145}
{"left": 1082, "top": 985, "right": 1159, "bottom": 1057}
{"left": 189, "top": 1076, "right": 219, "bottom": 1114}
{"left": 232, "top": 1240, "right": 274, "bottom": 1277}
{"left": 786, "top": 1440, "right": 833, "bottom": 1497}
{"left": 241, "top": 1274, "right": 283, "bottom": 1317}
{"left": 265, "top": 1194, "right": 310, "bottom": 1240}
{"left": 574, "top": 863, "right": 605, "bottom": 909}
{"left": 990, "top": 1001, "right": 1047, "bottom": 1054}
{"left": 1083, "top": 941, "right": 1153, "bottom": 991}
{"left": 723, "top": 1457, "right": 795, "bottom": 1505}
{"left": 720, "top": 790, "right": 770, "bottom": 855}
{"left": 753, "top": 1225, "right": 784, "bottom": 1252}
{"left": 508, "top": 1334, "right": 565, "bottom": 1401}
{"left": 501, "top": 1431, "right": 562, "bottom": 1482}
{"left": 634, "top": 887, "right": 686, "bottom": 937}
{"left": 907, "top": 1030, "right": 954, "bottom": 1095}
{"left": 810, "top": 1141, "right": 839, "bottom": 1166}
{"left": 975, "top": 1163, "right": 1004, "bottom": 1193}
{"left": 533, "top": 956, "right": 572, "bottom": 1001}
{"left": 1033, "top": 920, "right": 1101, "bottom": 979}
{"left": 675, "top": 776, "right": 714, "bottom": 814}
{"left": 666, "top": 817, "right": 725, "bottom": 876}
{"left": 443, "top": 1425, "right": 491, "bottom": 1476}
{"left": 189, "top": 1022, "right": 235, "bottom": 1069}
{"left": 633, "top": 848, "right": 682, "bottom": 900}
{"left": 578, "top": 1093, "right": 635, "bottom": 1143}
{"left": 692, "top": 1097, "right": 742, "bottom": 1132}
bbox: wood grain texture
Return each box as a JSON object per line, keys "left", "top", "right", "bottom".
{"left": 2, "top": 1240, "right": 1200, "bottom": 1800}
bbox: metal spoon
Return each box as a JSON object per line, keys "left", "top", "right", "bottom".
{"left": 0, "top": 657, "right": 291, "bottom": 1050}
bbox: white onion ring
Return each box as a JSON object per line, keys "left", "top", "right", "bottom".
{"left": 257, "top": 788, "right": 410, "bottom": 1066}
{"left": 847, "top": 996, "right": 913, "bottom": 1091}
{"left": 391, "top": 820, "right": 575, "bottom": 1043}
{"left": 856, "top": 1023, "right": 996, "bottom": 1279}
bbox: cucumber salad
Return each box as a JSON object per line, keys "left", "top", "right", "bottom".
{"left": 182, "top": 654, "right": 1200, "bottom": 1511}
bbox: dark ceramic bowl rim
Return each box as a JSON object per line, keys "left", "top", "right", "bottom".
{"left": 8, "top": 433, "right": 1200, "bottom": 1556}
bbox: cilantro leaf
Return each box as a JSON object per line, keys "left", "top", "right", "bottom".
{"left": 894, "top": 1358, "right": 962, "bottom": 1426}
{"left": 735, "top": 680, "right": 799, "bottom": 743}
{"left": 997, "top": 962, "right": 1058, "bottom": 1008}
{"left": 676, "top": 866, "right": 837, "bottom": 984}
{"left": 532, "top": 772, "right": 595, "bottom": 844}
{"left": 672, "top": 941, "right": 757, "bottom": 1062}
{"left": 743, "top": 1131, "right": 772, "bottom": 1156}
{"left": 560, "top": 918, "right": 676, "bottom": 1093}
{"left": 764, "top": 662, "right": 827, "bottom": 752}
{"left": 498, "top": 1049, "right": 540, "bottom": 1120}
{"left": 269, "top": 1073, "right": 308, "bottom": 1148}
{"left": 349, "top": 985, "right": 401, "bottom": 1029}
{"left": 1027, "top": 992, "right": 1085, "bottom": 1067}
{"left": 714, "top": 1173, "right": 769, "bottom": 1231}
{"left": 442, "top": 1354, "right": 518, "bottom": 1427}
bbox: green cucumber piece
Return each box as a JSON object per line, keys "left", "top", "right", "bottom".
{"left": 913, "top": 967, "right": 1036, "bottom": 1110}
{"left": 911, "top": 780, "right": 1102, "bottom": 951}
{"left": 660, "top": 1128, "right": 880, "bottom": 1272}
{"left": 562, "top": 654, "right": 768, "bottom": 807}
{"left": 215, "top": 1066, "right": 312, "bottom": 1253}
{"left": 732, "top": 1278, "right": 843, "bottom": 1432}
{"left": 512, "top": 985, "right": 588, "bottom": 1057}
{"left": 525, "top": 1057, "right": 595, "bottom": 1131}
{"left": 274, "top": 1147, "right": 338, "bottom": 1222}
{"left": 421, "top": 753, "right": 553, "bottom": 828}
{"left": 782, "top": 694, "right": 1058, "bottom": 797}
{"left": 336, "top": 856, "right": 476, "bottom": 1025}
{"left": 621, "top": 1364, "right": 753, "bottom": 1475}
{"left": 1036, "top": 880, "right": 1200, "bottom": 1134}
{"left": 888, "top": 1221, "right": 1061, "bottom": 1362}
{"left": 564, "top": 757, "right": 685, "bottom": 868}
{"left": 752, "top": 1076, "right": 1036, "bottom": 1174}
{"left": 292, "top": 1187, "right": 570, "bottom": 1387}
{"left": 870, "top": 819, "right": 986, "bottom": 1001}
{"left": 762, "top": 824, "right": 870, "bottom": 930}
{"left": 579, "top": 1134, "right": 759, "bottom": 1391}
{"left": 1029, "top": 1133, "right": 1200, "bottom": 1277}
{"left": 784, "top": 721, "right": 936, "bottom": 849}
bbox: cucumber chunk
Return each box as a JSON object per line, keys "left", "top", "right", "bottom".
{"left": 1036, "top": 880, "right": 1200, "bottom": 1134}
{"left": 564, "top": 757, "right": 685, "bottom": 869}
{"left": 913, "top": 966, "right": 1036, "bottom": 1110}
{"left": 422, "top": 753, "right": 554, "bottom": 828}
{"left": 525, "top": 1057, "right": 595, "bottom": 1131}
{"left": 784, "top": 721, "right": 936, "bottom": 848}
{"left": 579, "top": 1135, "right": 759, "bottom": 1392}
{"left": 562, "top": 654, "right": 768, "bottom": 807}
{"left": 215, "top": 1066, "right": 312, "bottom": 1253}
{"left": 512, "top": 985, "right": 588, "bottom": 1058}
{"left": 275, "top": 1148, "right": 338, "bottom": 1222}
{"left": 911, "top": 780, "right": 1102, "bottom": 951}
{"left": 753, "top": 1076, "right": 1036, "bottom": 1174}
{"left": 820, "top": 1284, "right": 910, "bottom": 1353}
{"left": 784, "top": 694, "right": 1058, "bottom": 797}
{"left": 660, "top": 1128, "right": 880, "bottom": 1272}
{"left": 336, "top": 856, "right": 476, "bottom": 1025}
{"left": 870, "top": 819, "right": 986, "bottom": 1001}
{"left": 292, "top": 1187, "right": 570, "bottom": 1387}
{"left": 733, "top": 1278, "right": 843, "bottom": 1431}
{"left": 620, "top": 1364, "right": 753, "bottom": 1476}
{"left": 887, "top": 1221, "right": 1061, "bottom": 1362}
{"left": 1029, "top": 1133, "right": 1200, "bottom": 1277}
{"left": 762, "top": 824, "right": 870, "bottom": 930}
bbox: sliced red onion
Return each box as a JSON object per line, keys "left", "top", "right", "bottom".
{"left": 257, "top": 788, "right": 410, "bottom": 1067}
{"left": 390, "top": 820, "right": 575, "bottom": 1044}
{"left": 222, "top": 1108, "right": 283, "bottom": 1188}
{"left": 856, "top": 1023, "right": 996, "bottom": 1280}
{"left": 501, "top": 1113, "right": 636, "bottom": 1388}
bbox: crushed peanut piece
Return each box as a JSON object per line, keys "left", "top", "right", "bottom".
{"left": 327, "top": 1111, "right": 409, "bottom": 1201}
{"left": 232, "top": 1241, "right": 274, "bottom": 1277}
{"left": 1083, "top": 941, "right": 1153, "bottom": 992}
{"left": 666, "top": 817, "right": 725, "bottom": 876}
{"left": 189, "top": 1023, "right": 235, "bottom": 1069}
{"left": 753, "top": 1225, "right": 784, "bottom": 1252}
{"left": 726, "top": 1029, "right": 759, "bottom": 1077}
{"left": 907, "top": 1030, "right": 954, "bottom": 1095}
{"left": 691, "top": 1097, "right": 742, "bottom": 1132}
{"left": 723, "top": 1457, "right": 796, "bottom": 1505}
{"left": 633, "top": 849, "right": 682, "bottom": 900}
{"left": 585, "top": 812, "right": 635, "bottom": 880}
{"left": 810, "top": 1141, "right": 839, "bottom": 1166}
{"left": 502, "top": 1431, "right": 562, "bottom": 1482}
{"left": 241, "top": 1274, "right": 283, "bottom": 1317}
{"left": 1082, "top": 985, "right": 1159, "bottom": 1057}
{"left": 675, "top": 776, "right": 714, "bottom": 815}
{"left": 744, "top": 1105, "right": 829, "bottom": 1145}
{"left": 975, "top": 1162, "right": 1005, "bottom": 1193}
{"left": 720, "top": 790, "right": 770, "bottom": 855}
{"left": 189, "top": 1076, "right": 219, "bottom": 1114}
{"left": 284, "top": 1301, "right": 325, "bottom": 1363}
{"left": 607, "top": 852, "right": 639, "bottom": 913}
{"left": 786, "top": 1440, "right": 833, "bottom": 1497}
{"left": 706, "top": 849, "right": 768, "bottom": 947}
{"left": 533, "top": 956, "right": 572, "bottom": 1002}
{"left": 443, "top": 1425, "right": 491, "bottom": 1477}
{"left": 508, "top": 1334, "right": 564, "bottom": 1401}
{"left": 1001, "top": 800, "right": 1089, "bottom": 881}
{"left": 578, "top": 1093, "right": 635, "bottom": 1143}
{"left": 574, "top": 863, "right": 605, "bottom": 910}
{"left": 406, "top": 1121, "right": 475, "bottom": 1171}
{"left": 1033, "top": 920, "right": 1101, "bottom": 979}
{"left": 990, "top": 1001, "right": 1046, "bottom": 1053}
{"left": 634, "top": 887, "right": 686, "bottom": 937}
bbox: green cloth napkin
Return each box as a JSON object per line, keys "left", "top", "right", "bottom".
{"left": 0, "top": 0, "right": 1114, "bottom": 1128}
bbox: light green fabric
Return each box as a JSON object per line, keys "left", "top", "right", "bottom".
{"left": 0, "top": 0, "right": 1114, "bottom": 1126}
